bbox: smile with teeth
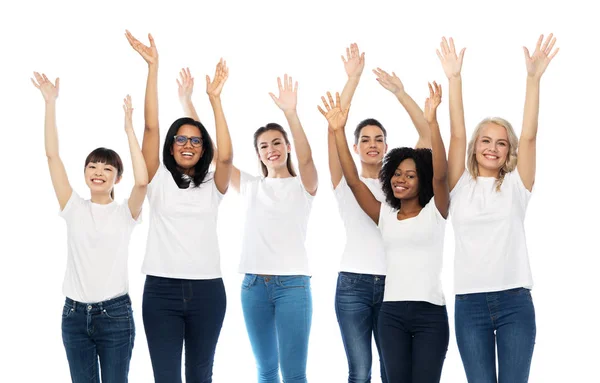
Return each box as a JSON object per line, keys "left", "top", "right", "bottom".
{"left": 181, "top": 152, "right": 194, "bottom": 158}
{"left": 367, "top": 150, "right": 379, "bottom": 156}
{"left": 483, "top": 153, "right": 499, "bottom": 160}
{"left": 267, "top": 154, "right": 280, "bottom": 161}
{"left": 393, "top": 185, "right": 408, "bottom": 192}
{"left": 91, "top": 178, "right": 105, "bottom": 184}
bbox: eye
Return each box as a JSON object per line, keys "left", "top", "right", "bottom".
{"left": 498, "top": 142, "right": 507, "bottom": 146}
{"left": 482, "top": 139, "right": 490, "bottom": 143}
{"left": 394, "top": 172, "right": 401, "bottom": 177}
{"left": 191, "top": 137, "right": 202, "bottom": 146}
{"left": 104, "top": 168, "right": 112, "bottom": 172}
{"left": 377, "top": 139, "right": 384, "bottom": 142}
{"left": 88, "top": 165, "right": 95, "bottom": 169}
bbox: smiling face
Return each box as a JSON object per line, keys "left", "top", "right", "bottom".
{"left": 171, "top": 124, "right": 204, "bottom": 170}
{"left": 256, "top": 129, "right": 291, "bottom": 172}
{"left": 474, "top": 122, "right": 510, "bottom": 176}
{"left": 354, "top": 125, "right": 388, "bottom": 165}
{"left": 390, "top": 158, "right": 419, "bottom": 200}
{"left": 84, "top": 161, "right": 120, "bottom": 195}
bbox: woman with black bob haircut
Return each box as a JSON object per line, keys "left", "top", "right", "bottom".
{"left": 322, "top": 82, "right": 450, "bottom": 383}
{"left": 126, "top": 31, "right": 233, "bottom": 383}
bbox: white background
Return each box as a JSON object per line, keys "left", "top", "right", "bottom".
{"left": 1, "top": 0, "right": 598, "bottom": 381}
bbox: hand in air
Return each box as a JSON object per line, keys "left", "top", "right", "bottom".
{"left": 269, "top": 74, "right": 298, "bottom": 112}
{"left": 125, "top": 30, "right": 158, "bottom": 65}
{"left": 318, "top": 91, "right": 350, "bottom": 132}
{"left": 206, "top": 58, "right": 229, "bottom": 98}
{"left": 424, "top": 82, "right": 442, "bottom": 124}
{"left": 436, "top": 37, "right": 465, "bottom": 79}
{"left": 31, "top": 72, "right": 59, "bottom": 102}
{"left": 123, "top": 95, "right": 134, "bottom": 132}
{"left": 524, "top": 33, "right": 559, "bottom": 80}
{"left": 342, "top": 43, "right": 365, "bottom": 78}
{"left": 177, "top": 67, "right": 194, "bottom": 103}
{"left": 373, "top": 67, "right": 404, "bottom": 95}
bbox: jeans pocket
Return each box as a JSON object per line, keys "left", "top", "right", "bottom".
{"left": 455, "top": 294, "right": 469, "bottom": 301}
{"left": 337, "top": 273, "right": 358, "bottom": 291}
{"left": 62, "top": 304, "right": 74, "bottom": 319}
{"left": 242, "top": 274, "right": 256, "bottom": 290}
{"left": 102, "top": 304, "right": 131, "bottom": 320}
{"left": 279, "top": 275, "right": 308, "bottom": 289}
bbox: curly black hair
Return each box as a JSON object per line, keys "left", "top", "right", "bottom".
{"left": 163, "top": 117, "right": 214, "bottom": 188}
{"left": 379, "top": 147, "right": 434, "bottom": 210}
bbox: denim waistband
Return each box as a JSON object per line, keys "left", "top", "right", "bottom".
{"left": 339, "top": 271, "right": 386, "bottom": 284}
{"left": 64, "top": 293, "right": 131, "bottom": 313}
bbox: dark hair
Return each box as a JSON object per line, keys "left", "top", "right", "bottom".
{"left": 379, "top": 147, "right": 433, "bottom": 210}
{"left": 163, "top": 117, "right": 214, "bottom": 188}
{"left": 84, "top": 147, "right": 124, "bottom": 200}
{"left": 253, "top": 123, "right": 296, "bottom": 177}
{"left": 354, "top": 118, "right": 387, "bottom": 145}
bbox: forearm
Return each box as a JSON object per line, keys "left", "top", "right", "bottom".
{"left": 126, "top": 129, "right": 149, "bottom": 187}
{"left": 144, "top": 65, "right": 159, "bottom": 131}
{"left": 181, "top": 98, "right": 201, "bottom": 122}
{"left": 448, "top": 76, "right": 466, "bottom": 140}
{"left": 284, "top": 110, "right": 313, "bottom": 166}
{"left": 44, "top": 101, "right": 60, "bottom": 159}
{"left": 210, "top": 96, "right": 232, "bottom": 164}
{"left": 340, "top": 76, "right": 360, "bottom": 108}
{"left": 395, "top": 90, "right": 431, "bottom": 145}
{"left": 521, "top": 76, "right": 541, "bottom": 141}
{"left": 328, "top": 129, "right": 343, "bottom": 186}
{"left": 429, "top": 120, "right": 448, "bottom": 181}
{"left": 333, "top": 128, "right": 360, "bottom": 186}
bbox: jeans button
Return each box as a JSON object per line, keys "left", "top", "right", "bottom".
{"left": 87, "top": 305, "right": 92, "bottom": 310}
{"left": 265, "top": 277, "right": 270, "bottom": 282}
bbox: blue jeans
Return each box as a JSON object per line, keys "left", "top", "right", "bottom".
{"left": 455, "top": 288, "right": 536, "bottom": 383}
{"left": 335, "top": 272, "right": 387, "bottom": 383}
{"left": 142, "top": 276, "right": 227, "bottom": 383}
{"left": 241, "top": 274, "right": 312, "bottom": 383}
{"left": 378, "top": 301, "right": 449, "bottom": 383}
{"left": 61, "top": 294, "right": 135, "bottom": 383}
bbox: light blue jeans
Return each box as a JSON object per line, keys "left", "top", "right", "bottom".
{"left": 241, "top": 274, "right": 312, "bottom": 383}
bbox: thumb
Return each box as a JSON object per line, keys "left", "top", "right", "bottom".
{"left": 523, "top": 46, "right": 531, "bottom": 60}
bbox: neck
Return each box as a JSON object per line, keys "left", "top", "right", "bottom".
{"left": 267, "top": 166, "right": 292, "bottom": 178}
{"left": 477, "top": 165, "right": 500, "bottom": 178}
{"left": 398, "top": 197, "right": 422, "bottom": 215}
{"left": 360, "top": 161, "right": 382, "bottom": 179}
{"left": 90, "top": 192, "right": 113, "bottom": 205}
{"left": 178, "top": 166, "right": 195, "bottom": 176}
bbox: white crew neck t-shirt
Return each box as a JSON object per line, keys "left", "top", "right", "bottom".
{"left": 334, "top": 176, "right": 387, "bottom": 275}
{"left": 450, "top": 169, "right": 533, "bottom": 294}
{"left": 60, "top": 191, "right": 140, "bottom": 303}
{"left": 238, "top": 171, "right": 314, "bottom": 276}
{"left": 142, "top": 165, "right": 224, "bottom": 279}
{"left": 379, "top": 200, "right": 447, "bottom": 305}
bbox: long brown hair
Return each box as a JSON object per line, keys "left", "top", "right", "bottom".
{"left": 253, "top": 123, "right": 296, "bottom": 177}
{"left": 84, "top": 147, "right": 124, "bottom": 199}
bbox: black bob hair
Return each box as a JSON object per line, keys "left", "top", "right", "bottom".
{"left": 163, "top": 117, "right": 214, "bottom": 188}
{"left": 354, "top": 118, "right": 387, "bottom": 144}
{"left": 379, "top": 147, "right": 434, "bottom": 210}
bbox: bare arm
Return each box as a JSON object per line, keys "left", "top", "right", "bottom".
{"left": 424, "top": 82, "right": 449, "bottom": 218}
{"left": 122, "top": 96, "right": 148, "bottom": 220}
{"left": 373, "top": 68, "right": 431, "bottom": 148}
{"left": 320, "top": 92, "right": 381, "bottom": 223}
{"left": 125, "top": 30, "right": 160, "bottom": 182}
{"left": 437, "top": 37, "right": 467, "bottom": 190}
{"left": 519, "top": 34, "right": 559, "bottom": 191}
{"left": 270, "top": 75, "right": 318, "bottom": 195}
{"left": 32, "top": 72, "right": 72, "bottom": 210}
{"left": 329, "top": 43, "right": 366, "bottom": 188}
{"left": 206, "top": 59, "right": 233, "bottom": 194}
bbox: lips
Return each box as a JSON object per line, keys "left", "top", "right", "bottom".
{"left": 393, "top": 185, "right": 408, "bottom": 192}
{"left": 483, "top": 153, "right": 499, "bottom": 160}
{"left": 181, "top": 151, "right": 194, "bottom": 158}
{"left": 367, "top": 150, "right": 379, "bottom": 157}
{"left": 267, "top": 154, "right": 280, "bottom": 161}
{"left": 91, "top": 178, "right": 105, "bottom": 184}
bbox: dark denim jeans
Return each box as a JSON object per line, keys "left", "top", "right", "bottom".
{"left": 455, "top": 287, "right": 536, "bottom": 383}
{"left": 241, "top": 274, "right": 312, "bottom": 383}
{"left": 142, "top": 276, "right": 227, "bottom": 383}
{"left": 61, "top": 293, "right": 135, "bottom": 383}
{"left": 335, "top": 272, "right": 387, "bottom": 383}
{"left": 378, "top": 301, "right": 449, "bottom": 383}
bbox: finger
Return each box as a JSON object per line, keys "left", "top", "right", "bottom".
{"left": 186, "top": 67, "right": 192, "bottom": 78}
{"left": 206, "top": 75, "right": 211, "bottom": 88}
{"left": 148, "top": 33, "right": 156, "bottom": 47}
{"left": 335, "top": 92, "right": 341, "bottom": 108}
{"left": 535, "top": 34, "right": 543, "bottom": 51}
{"left": 327, "top": 91, "right": 334, "bottom": 107}
{"left": 459, "top": 47, "right": 466, "bottom": 63}
{"left": 523, "top": 46, "right": 531, "bottom": 61}
{"left": 269, "top": 92, "right": 279, "bottom": 105}
{"left": 283, "top": 74, "right": 289, "bottom": 90}
{"left": 376, "top": 67, "right": 390, "bottom": 77}
{"left": 545, "top": 36, "right": 556, "bottom": 55}
{"left": 42, "top": 73, "right": 49, "bottom": 82}
{"left": 277, "top": 77, "right": 283, "bottom": 93}
{"left": 55, "top": 77, "right": 60, "bottom": 90}
{"left": 30, "top": 78, "right": 40, "bottom": 88}
{"left": 372, "top": 68, "right": 382, "bottom": 78}
{"left": 341, "top": 54, "right": 347, "bottom": 64}
{"left": 541, "top": 33, "right": 553, "bottom": 52}
{"left": 549, "top": 47, "right": 560, "bottom": 60}
{"left": 317, "top": 105, "right": 327, "bottom": 117}
{"left": 428, "top": 82, "right": 434, "bottom": 98}
{"left": 436, "top": 49, "right": 443, "bottom": 62}
{"left": 346, "top": 47, "right": 350, "bottom": 61}
{"left": 360, "top": 52, "right": 365, "bottom": 63}
{"left": 441, "top": 37, "right": 449, "bottom": 55}
{"left": 321, "top": 96, "right": 330, "bottom": 111}
{"left": 288, "top": 75, "right": 293, "bottom": 90}
{"left": 294, "top": 81, "right": 298, "bottom": 93}
{"left": 437, "top": 82, "right": 442, "bottom": 98}
{"left": 449, "top": 37, "right": 456, "bottom": 53}
{"left": 176, "top": 78, "right": 182, "bottom": 88}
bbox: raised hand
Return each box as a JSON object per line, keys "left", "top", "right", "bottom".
{"left": 373, "top": 67, "right": 405, "bottom": 95}
{"left": 342, "top": 43, "right": 365, "bottom": 78}
{"left": 436, "top": 37, "right": 466, "bottom": 79}
{"left": 524, "top": 33, "right": 559, "bottom": 80}
{"left": 424, "top": 82, "right": 442, "bottom": 124}
{"left": 31, "top": 72, "right": 59, "bottom": 102}
{"left": 125, "top": 30, "right": 158, "bottom": 65}
{"left": 206, "top": 58, "right": 229, "bottom": 98}
{"left": 269, "top": 74, "right": 298, "bottom": 112}
{"left": 177, "top": 67, "right": 194, "bottom": 103}
{"left": 318, "top": 91, "right": 350, "bottom": 131}
{"left": 123, "top": 95, "right": 134, "bottom": 132}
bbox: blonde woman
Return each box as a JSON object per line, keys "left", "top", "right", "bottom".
{"left": 437, "top": 35, "right": 558, "bottom": 382}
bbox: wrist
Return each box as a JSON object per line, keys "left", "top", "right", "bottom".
{"left": 45, "top": 99, "right": 57, "bottom": 106}
{"left": 448, "top": 73, "right": 462, "bottom": 81}
{"left": 394, "top": 89, "right": 407, "bottom": 99}
{"left": 283, "top": 109, "right": 297, "bottom": 118}
{"left": 208, "top": 95, "right": 222, "bottom": 103}
{"left": 526, "top": 74, "right": 542, "bottom": 83}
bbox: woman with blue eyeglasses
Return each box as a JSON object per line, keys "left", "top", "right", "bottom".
{"left": 126, "top": 31, "right": 233, "bottom": 383}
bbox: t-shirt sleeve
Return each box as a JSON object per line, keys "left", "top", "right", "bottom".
{"left": 428, "top": 198, "right": 446, "bottom": 223}
{"left": 507, "top": 168, "right": 532, "bottom": 207}
{"left": 450, "top": 169, "right": 470, "bottom": 199}
{"left": 120, "top": 199, "right": 143, "bottom": 226}
{"left": 59, "top": 191, "right": 83, "bottom": 220}
{"left": 333, "top": 176, "right": 348, "bottom": 202}
{"left": 147, "top": 164, "right": 166, "bottom": 201}
{"left": 240, "top": 171, "right": 260, "bottom": 195}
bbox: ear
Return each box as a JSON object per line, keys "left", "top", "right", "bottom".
{"left": 287, "top": 143, "right": 291, "bottom": 153}
{"left": 384, "top": 143, "right": 389, "bottom": 153}
{"left": 115, "top": 175, "right": 122, "bottom": 185}
{"left": 353, "top": 143, "right": 359, "bottom": 154}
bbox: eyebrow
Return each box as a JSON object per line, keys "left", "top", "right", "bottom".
{"left": 395, "top": 168, "right": 416, "bottom": 173}
{"left": 259, "top": 138, "right": 282, "bottom": 145}
{"left": 361, "top": 135, "right": 384, "bottom": 139}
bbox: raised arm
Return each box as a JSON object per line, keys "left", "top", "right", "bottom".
{"left": 206, "top": 59, "right": 233, "bottom": 194}
{"left": 320, "top": 92, "right": 382, "bottom": 224}
{"left": 424, "top": 82, "right": 449, "bottom": 218}
{"left": 269, "top": 74, "right": 318, "bottom": 195}
{"left": 373, "top": 68, "right": 431, "bottom": 149}
{"left": 519, "top": 34, "right": 559, "bottom": 191}
{"left": 125, "top": 30, "right": 160, "bottom": 182}
{"left": 122, "top": 95, "right": 148, "bottom": 220}
{"left": 437, "top": 37, "right": 467, "bottom": 190}
{"left": 32, "top": 72, "right": 72, "bottom": 210}
{"left": 328, "top": 43, "right": 367, "bottom": 188}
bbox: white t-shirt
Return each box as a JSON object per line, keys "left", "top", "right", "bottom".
{"left": 60, "top": 192, "right": 140, "bottom": 303}
{"left": 238, "top": 171, "right": 314, "bottom": 275}
{"left": 142, "top": 165, "right": 224, "bottom": 279}
{"left": 450, "top": 169, "right": 533, "bottom": 294}
{"left": 334, "top": 176, "right": 387, "bottom": 275}
{"left": 379, "top": 200, "right": 447, "bottom": 305}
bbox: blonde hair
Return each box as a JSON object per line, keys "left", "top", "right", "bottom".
{"left": 466, "top": 117, "right": 519, "bottom": 191}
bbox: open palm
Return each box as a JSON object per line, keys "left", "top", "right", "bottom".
{"left": 125, "top": 30, "right": 158, "bottom": 65}
{"left": 342, "top": 43, "right": 365, "bottom": 78}
{"left": 424, "top": 82, "right": 442, "bottom": 123}
{"left": 206, "top": 58, "right": 229, "bottom": 98}
{"left": 373, "top": 67, "right": 404, "bottom": 94}
{"left": 436, "top": 37, "right": 465, "bottom": 79}
{"left": 31, "top": 72, "right": 59, "bottom": 102}
{"left": 524, "top": 34, "right": 559, "bottom": 79}
{"left": 318, "top": 91, "right": 349, "bottom": 131}
{"left": 177, "top": 67, "right": 194, "bottom": 102}
{"left": 269, "top": 74, "right": 298, "bottom": 112}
